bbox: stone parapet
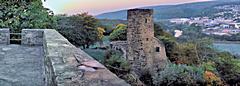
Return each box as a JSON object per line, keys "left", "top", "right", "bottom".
{"left": 22, "top": 29, "right": 44, "bottom": 46}
{"left": 43, "top": 29, "right": 129, "bottom": 86}
{"left": 0, "top": 28, "right": 10, "bottom": 44}
{"left": 0, "top": 29, "right": 129, "bottom": 86}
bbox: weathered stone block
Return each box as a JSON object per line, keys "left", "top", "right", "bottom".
{"left": 0, "top": 28, "right": 10, "bottom": 45}
{"left": 21, "top": 29, "right": 44, "bottom": 46}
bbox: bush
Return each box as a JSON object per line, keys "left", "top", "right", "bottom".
{"left": 214, "top": 52, "right": 240, "bottom": 85}
{"left": 152, "top": 64, "right": 206, "bottom": 86}
{"left": 104, "top": 50, "right": 130, "bottom": 72}
{"left": 167, "top": 42, "right": 201, "bottom": 65}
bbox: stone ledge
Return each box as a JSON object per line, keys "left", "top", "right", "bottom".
{"left": 0, "top": 28, "right": 10, "bottom": 45}
{"left": 43, "top": 29, "right": 129, "bottom": 86}
{"left": 22, "top": 29, "right": 44, "bottom": 46}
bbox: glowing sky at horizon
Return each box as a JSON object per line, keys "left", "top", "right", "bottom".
{"left": 42, "top": 0, "right": 212, "bottom": 15}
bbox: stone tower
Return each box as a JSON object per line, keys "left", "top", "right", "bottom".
{"left": 127, "top": 9, "right": 168, "bottom": 76}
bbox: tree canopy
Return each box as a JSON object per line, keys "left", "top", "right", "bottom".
{"left": 0, "top": 0, "right": 55, "bottom": 32}
{"left": 109, "top": 24, "right": 127, "bottom": 41}
{"left": 56, "top": 13, "right": 100, "bottom": 48}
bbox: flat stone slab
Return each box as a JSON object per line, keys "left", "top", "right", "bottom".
{"left": 0, "top": 44, "right": 45, "bottom": 86}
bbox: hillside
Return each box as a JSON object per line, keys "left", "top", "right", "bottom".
{"left": 96, "top": 1, "right": 240, "bottom": 21}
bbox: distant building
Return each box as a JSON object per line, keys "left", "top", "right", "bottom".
{"left": 231, "top": 23, "right": 240, "bottom": 29}
{"left": 174, "top": 30, "right": 183, "bottom": 37}
{"left": 170, "top": 18, "right": 190, "bottom": 24}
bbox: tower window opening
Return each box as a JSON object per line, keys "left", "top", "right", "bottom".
{"left": 156, "top": 47, "right": 160, "bottom": 52}
{"left": 145, "top": 19, "right": 148, "bottom": 23}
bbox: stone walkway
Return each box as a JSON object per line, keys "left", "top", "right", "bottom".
{"left": 0, "top": 45, "right": 45, "bottom": 86}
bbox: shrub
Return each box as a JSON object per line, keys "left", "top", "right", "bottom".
{"left": 152, "top": 64, "right": 206, "bottom": 86}
{"left": 203, "top": 71, "right": 223, "bottom": 85}
{"left": 214, "top": 52, "right": 240, "bottom": 85}
{"left": 104, "top": 49, "right": 130, "bottom": 72}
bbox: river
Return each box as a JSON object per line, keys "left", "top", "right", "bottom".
{"left": 213, "top": 42, "right": 240, "bottom": 56}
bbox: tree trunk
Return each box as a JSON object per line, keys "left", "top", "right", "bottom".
{"left": 99, "top": 41, "right": 104, "bottom": 48}
{"left": 86, "top": 44, "right": 90, "bottom": 48}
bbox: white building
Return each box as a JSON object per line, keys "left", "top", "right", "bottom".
{"left": 170, "top": 18, "right": 190, "bottom": 24}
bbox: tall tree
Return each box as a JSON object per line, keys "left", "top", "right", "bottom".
{"left": 0, "top": 0, "right": 55, "bottom": 32}
{"left": 56, "top": 13, "right": 100, "bottom": 48}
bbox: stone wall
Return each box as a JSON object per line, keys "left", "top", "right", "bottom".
{"left": 22, "top": 29, "right": 44, "bottom": 46}
{"left": 151, "top": 37, "right": 169, "bottom": 71}
{"left": 0, "top": 29, "right": 10, "bottom": 44}
{"left": 43, "top": 29, "right": 129, "bottom": 86}
{"left": 110, "top": 41, "right": 127, "bottom": 59}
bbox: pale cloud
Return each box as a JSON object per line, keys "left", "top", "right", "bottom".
{"left": 42, "top": 0, "right": 212, "bottom": 15}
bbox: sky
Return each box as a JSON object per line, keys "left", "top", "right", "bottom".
{"left": 42, "top": 0, "right": 212, "bottom": 15}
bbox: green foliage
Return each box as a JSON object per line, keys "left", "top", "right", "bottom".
{"left": 202, "top": 62, "right": 216, "bottom": 72}
{"left": 99, "top": 19, "right": 127, "bottom": 35}
{"left": 154, "top": 23, "right": 174, "bottom": 38}
{"left": 109, "top": 24, "right": 127, "bottom": 41}
{"left": 152, "top": 64, "right": 206, "bottom": 86}
{"left": 104, "top": 49, "right": 130, "bottom": 72}
{"left": 158, "top": 33, "right": 214, "bottom": 65}
{"left": 154, "top": 23, "right": 178, "bottom": 61}
{"left": 171, "top": 43, "right": 201, "bottom": 65}
{"left": 213, "top": 52, "right": 240, "bottom": 85}
{"left": 56, "top": 13, "right": 99, "bottom": 48}
{"left": 105, "top": 54, "right": 130, "bottom": 70}
{"left": 0, "top": 0, "right": 55, "bottom": 32}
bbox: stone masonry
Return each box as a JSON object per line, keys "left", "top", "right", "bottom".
{"left": 127, "top": 9, "right": 168, "bottom": 76}
{"left": 0, "top": 29, "right": 129, "bottom": 86}
{"left": 22, "top": 29, "right": 44, "bottom": 46}
{"left": 0, "top": 28, "right": 10, "bottom": 45}
{"left": 42, "top": 29, "right": 129, "bottom": 86}
{"left": 110, "top": 41, "right": 128, "bottom": 59}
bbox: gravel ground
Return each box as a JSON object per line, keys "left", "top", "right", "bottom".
{"left": 0, "top": 44, "right": 45, "bottom": 86}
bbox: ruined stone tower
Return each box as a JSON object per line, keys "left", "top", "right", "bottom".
{"left": 127, "top": 9, "right": 168, "bottom": 76}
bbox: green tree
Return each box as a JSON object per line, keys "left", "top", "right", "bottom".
{"left": 56, "top": 13, "right": 99, "bottom": 48}
{"left": 0, "top": 0, "right": 55, "bottom": 32}
{"left": 109, "top": 24, "right": 127, "bottom": 41}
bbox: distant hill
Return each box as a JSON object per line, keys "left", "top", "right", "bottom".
{"left": 96, "top": 1, "right": 240, "bottom": 21}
